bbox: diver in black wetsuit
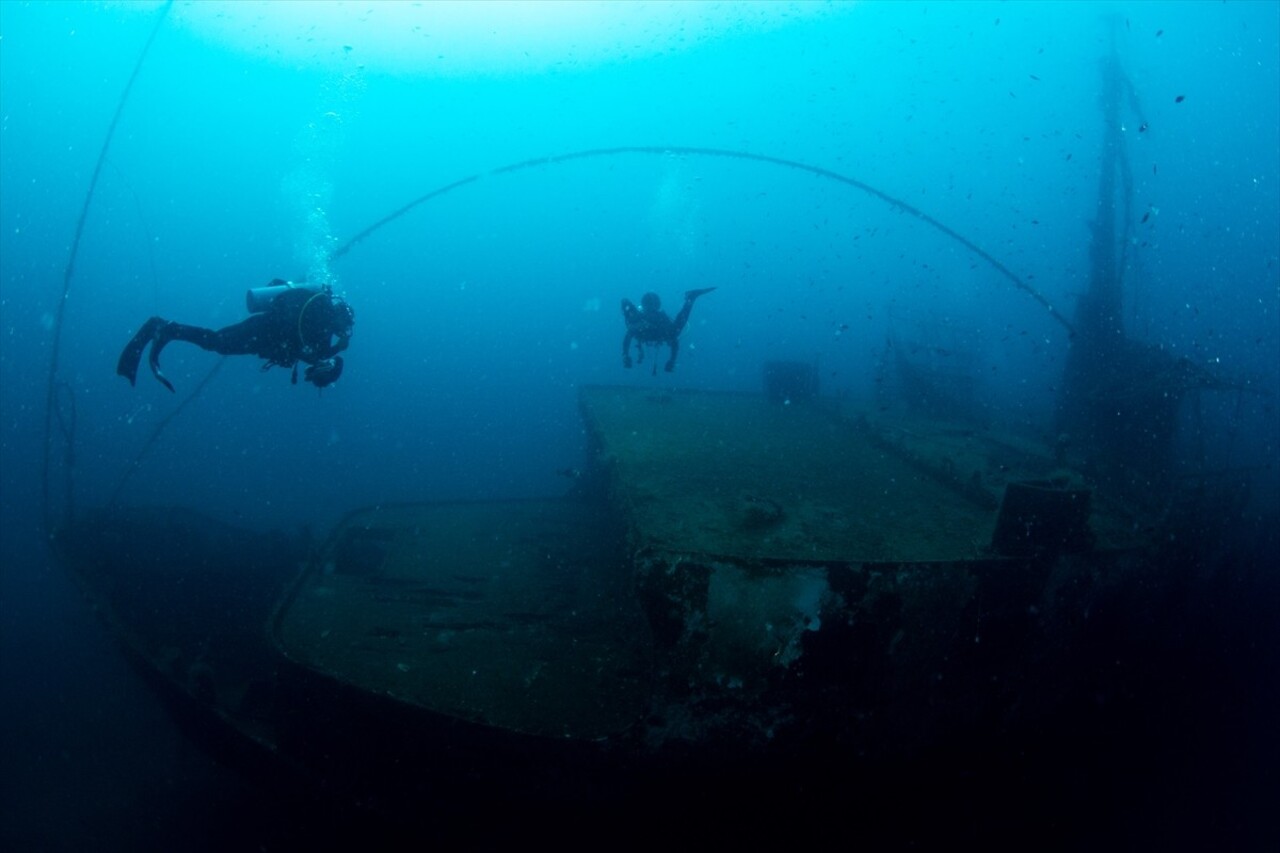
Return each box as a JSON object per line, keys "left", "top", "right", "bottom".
{"left": 116, "top": 280, "right": 354, "bottom": 392}
{"left": 621, "top": 287, "right": 715, "bottom": 373}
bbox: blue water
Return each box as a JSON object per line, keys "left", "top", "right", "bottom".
{"left": 2, "top": 2, "right": 1277, "bottom": 849}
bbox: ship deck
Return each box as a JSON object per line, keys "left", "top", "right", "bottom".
{"left": 272, "top": 385, "right": 1146, "bottom": 742}
{"left": 579, "top": 385, "right": 1140, "bottom": 562}
{"left": 272, "top": 499, "right": 653, "bottom": 740}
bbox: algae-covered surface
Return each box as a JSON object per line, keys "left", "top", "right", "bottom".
{"left": 274, "top": 500, "right": 652, "bottom": 739}
{"left": 274, "top": 388, "right": 1147, "bottom": 745}
{"left": 581, "top": 386, "right": 1003, "bottom": 562}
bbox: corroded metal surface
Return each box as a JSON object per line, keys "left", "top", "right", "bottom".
{"left": 265, "top": 386, "right": 1161, "bottom": 757}
{"left": 576, "top": 385, "right": 1161, "bottom": 750}
{"left": 580, "top": 386, "right": 997, "bottom": 562}
{"left": 273, "top": 499, "right": 653, "bottom": 739}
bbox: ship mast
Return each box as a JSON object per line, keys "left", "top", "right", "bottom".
{"left": 1056, "top": 29, "right": 1234, "bottom": 498}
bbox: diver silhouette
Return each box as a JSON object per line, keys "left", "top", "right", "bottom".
{"left": 621, "top": 287, "right": 715, "bottom": 373}
{"left": 117, "top": 280, "right": 354, "bottom": 392}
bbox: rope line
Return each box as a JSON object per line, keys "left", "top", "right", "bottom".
{"left": 108, "top": 359, "right": 226, "bottom": 508}
{"left": 41, "top": 0, "right": 173, "bottom": 533}
{"left": 328, "top": 145, "right": 1074, "bottom": 336}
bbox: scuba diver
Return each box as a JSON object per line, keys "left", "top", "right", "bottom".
{"left": 621, "top": 287, "right": 715, "bottom": 373}
{"left": 116, "top": 280, "right": 354, "bottom": 392}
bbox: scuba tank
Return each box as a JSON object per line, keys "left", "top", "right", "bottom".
{"left": 246, "top": 279, "right": 320, "bottom": 313}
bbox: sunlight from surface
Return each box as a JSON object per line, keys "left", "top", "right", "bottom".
{"left": 151, "top": 0, "right": 849, "bottom": 75}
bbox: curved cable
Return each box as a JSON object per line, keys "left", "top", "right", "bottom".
{"left": 108, "top": 358, "right": 226, "bottom": 508}
{"left": 329, "top": 145, "right": 1074, "bottom": 336}
{"left": 42, "top": 0, "right": 173, "bottom": 533}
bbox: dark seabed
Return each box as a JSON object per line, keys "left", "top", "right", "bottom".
{"left": 2, "top": 2, "right": 1277, "bottom": 850}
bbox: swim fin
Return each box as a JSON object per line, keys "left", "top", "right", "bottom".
{"left": 116, "top": 317, "right": 164, "bottom": 386}
{"left": 147, "top": 328, "right": 176, "bottom": 393}
{"left": 685, "top": 287, "right": 717, "bottom": 300}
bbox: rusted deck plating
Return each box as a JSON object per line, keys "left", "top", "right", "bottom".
{"left": 275, "top": 386, "right": 1138, "bottom": 742}
{"left": 274, "top": 500, "right": 653, "bottom": 739}
{"left": 582, "top": 385, "right": 1031, "bottom": 563}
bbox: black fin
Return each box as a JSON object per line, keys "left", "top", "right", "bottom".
{"left": 147, "top": 333, "right": 176, "bottom": 393}
{"left": 116, "top": 317, "right": 163, "bottom": 385}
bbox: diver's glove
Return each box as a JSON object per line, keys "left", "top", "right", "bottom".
{"left": 305, "top": 356, "right": 344, "bottom": 388}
